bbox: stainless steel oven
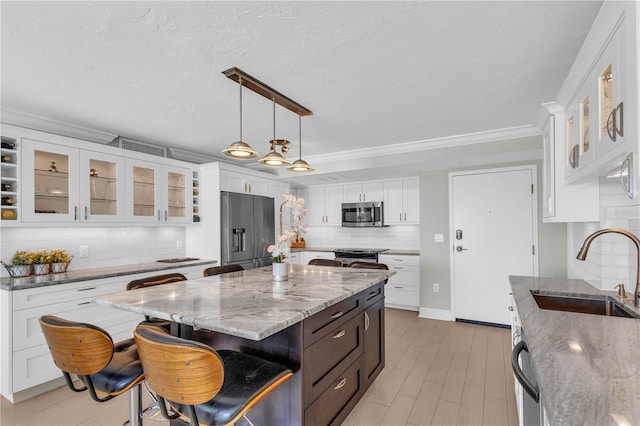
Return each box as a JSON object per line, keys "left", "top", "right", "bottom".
{"left": 334, "top": 248, "right": 387, "bottom": 266}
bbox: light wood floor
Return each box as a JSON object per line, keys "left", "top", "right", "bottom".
{"left": 1, "top": 308, "right": 517, "bottom": 426}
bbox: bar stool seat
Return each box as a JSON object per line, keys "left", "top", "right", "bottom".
{"left": 39, "top": 315, "right": 145, "bottom": 425}
{"left": 134, "top": 327, "right": 293, "bottom": 426}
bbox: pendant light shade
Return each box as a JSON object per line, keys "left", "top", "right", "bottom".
{"left": 288, "top": 113, "right": 314, "bottom": 172}
{"left": 259, "top": 98, "right": 290, "bottom": 166}
{"left": 222, "top": 77, "right": 258, "bottom": 159}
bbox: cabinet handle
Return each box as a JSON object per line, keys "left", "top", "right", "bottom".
{"left": 404, "top": 213, "right": 406, "bottom": 222}
{"left": 333, "top": 330, "right": 346, "bottom": 339}
{"left": 157, "top": 209, "right": 161, "bottom": 221}
{"left": 607, "top": 108, "right": 617, "bottom": 142}
{"left": 248, "top": 183, "right": 252, "bottom": 193}
{"left": 569, "top": 145, "right": 579, "bottom": 169}
{"left": 367, "top": 291, "right": 379, "bottom": 300}
{"left": 77, "top": 287, "right": 97, "bottom": 292}
{"left": 508, "top": 306, "right": 514, "bottom": 311}
{"left": 77, "top": 301, "right": 91, "bottom": 306}
{"left": 364, "top": 311, "right": 369, "bottom": 331}
{"left": 394, "top": 266, "right": 404, "bottom": 270}
{"left": 331, "top": 310, "right": 344, "bottom": 319}
{"left": 616, "top": 102, "right": 624, "bottom": 138}
{"left": 165, "top": 210, "right": 168, "bottom": 221}
{"left": 74, "top": 206, "right": 78, "bottom": 221}
{"left": 393, "top": 286, "right": 404, "bottom": 289}
{"left": 333, "top": 378, "right": 347, "bottom": 390}
{"left": 84, "top": 206, "right": 88, "bottom": 221}
{"left": 399, "top": 213, "right": 402, "bottom": 221}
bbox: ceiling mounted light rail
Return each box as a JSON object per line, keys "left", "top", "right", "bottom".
{"left": 222, "top": 76, "right": 259, "bottom": 160}
{"left": 221, "top": 67, "right": 314, "bottom": 171}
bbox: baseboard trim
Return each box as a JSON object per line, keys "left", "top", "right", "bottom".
{"left": 418, "top": 307, "right": 453, "bottom": 321}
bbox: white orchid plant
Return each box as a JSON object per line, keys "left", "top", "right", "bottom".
{"left": 268, "top": 195, "right": 308, "bottom": 263}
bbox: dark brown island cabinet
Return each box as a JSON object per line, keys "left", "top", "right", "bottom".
{"left": 182, "top": 281, "right": 385, "bottom": 426}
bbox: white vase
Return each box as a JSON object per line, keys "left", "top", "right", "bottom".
{"left": 272, "top": 262, "right": 289, "bottom": 281}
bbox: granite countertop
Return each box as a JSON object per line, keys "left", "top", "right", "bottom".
{"left": 291, "top": 247, "right": 420, "bottom": 255}
{"left": 509, "top": 276, "right": 640, "bottom": 426}
{"left": 0, "top": 258, "right": 217, "bottom": 291}
{"left": 93, "top": 263, "right": 395, "bottom": 341}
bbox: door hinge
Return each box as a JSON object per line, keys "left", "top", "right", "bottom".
{"left": 532, "top": 245, "right": 536, "bottom": 255}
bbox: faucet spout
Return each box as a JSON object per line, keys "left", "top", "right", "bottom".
{"left": 576, "top": 228, "right": 640, "bottom": 308}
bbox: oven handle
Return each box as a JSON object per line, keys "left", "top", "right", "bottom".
{"left": 511, "top": 340, "right": 539, "bottom": 403}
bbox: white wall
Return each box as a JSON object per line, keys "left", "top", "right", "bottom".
{"left": 301, "top": 225, "right": 420, "bottom": 250}
{"left": 1, "top": 226, "right": 187, "bottom": 278}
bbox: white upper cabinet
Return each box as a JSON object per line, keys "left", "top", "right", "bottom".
{"left": 297, "top": 185, "right": 342, "bottom": 226}
{"left": 558, "top": 2, "right": 636, "bottom": 195}
{"left": 383, "top": 178, "right": 419, "bottom": 225}
{"left": 21, "top": 139, "right": 81, "bottom": 223}
{"left": 125, "top": 159, "right": 192, "bottom": 224}
{"left": 538, "top": 103, "right": 599, "bottom": 222}
{"left": 343, "top": 182, "right": 384, "bottom": 203}
{"left": 79, "top": 150, "right": 126, "bottom": 222}
{"left": 220, "top": 170, "right": 269, "bottom": 196}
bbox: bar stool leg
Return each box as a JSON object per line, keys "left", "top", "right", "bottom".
{"left": 124, "top": 384, "right": 143, "bottom": 426}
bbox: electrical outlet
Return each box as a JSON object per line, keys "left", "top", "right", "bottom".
{"left": 176, "top": 240, "right": 183, "bottom": 250}
{"left": 433, "top": 283, "right": 439, "bottom": 292}
{"left": 79, "top": 245, "right": 89, "bottom": 258}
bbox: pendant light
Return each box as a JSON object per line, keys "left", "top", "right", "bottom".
{"left": 259, "top": 98, "right": 290, "bottom": 166}
{"left": 222, "top": 76, "right": 259, "bottom": 159}
{"left": 288, "top": 113, "right": 314, "bottom": 172}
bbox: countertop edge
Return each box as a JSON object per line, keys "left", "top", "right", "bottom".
{"left": 1, "top": 259, "right": 217, "bottom": 291}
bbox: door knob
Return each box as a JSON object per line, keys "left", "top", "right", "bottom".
{"left": 456, "top": 245, "right": 468, "bottom": 252}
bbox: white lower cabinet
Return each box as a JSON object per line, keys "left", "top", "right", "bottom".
{"left": 302, "top": 251, "right": 335, "bottom": 264}
{"left": 379, "top": 254, "right": 420, "bottom": 310}
{"left": 1, "top": 264, "right": 207, "bottom": 401}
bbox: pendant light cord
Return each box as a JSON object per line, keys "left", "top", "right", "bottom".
{"left": 272, "top": 97, "right": 276, "bottom": 151}
{"left": 239, "top": 76, "right": 243, "bottom": 141}
{"left": 298, "top": 112, "right": 302, "bottom": 158}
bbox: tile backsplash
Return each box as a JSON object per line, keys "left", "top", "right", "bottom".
{"left": 579, "top": 177, "right": 640, "bottom": 291}
{"left": 1, "top": 226, "right": 186, "bottom": 278}
{"left": 302, "top": 225, "right": 420, "bottom": 250}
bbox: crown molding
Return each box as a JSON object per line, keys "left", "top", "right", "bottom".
{"left": 1, "top": 109, "right": 117, "bottom": 144}
{"left": 304, "top": 125, "right": 542, "bottom": 165}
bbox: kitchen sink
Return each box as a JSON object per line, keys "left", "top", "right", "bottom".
{"left": 530, "top": 291, "right": 639, "bottom": 319}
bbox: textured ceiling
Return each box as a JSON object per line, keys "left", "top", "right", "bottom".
{"left": 1, "top": 1, "right": 602, "bottom": 184}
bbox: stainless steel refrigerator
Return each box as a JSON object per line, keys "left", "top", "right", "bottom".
{"left": 221, "top": 191, "right": 275, "bottom": 269}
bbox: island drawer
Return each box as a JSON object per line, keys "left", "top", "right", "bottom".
{"left": 303, "top": 294, "right": 361, "bottom": 347}
{"left": 361, "top": 282, "right": 384, "bottom": 307}
{"left": 304, "top": 358, "right": 362, "bottom": 426}
{"left": 304, "top": 313, "right": 364, "bottom": 404}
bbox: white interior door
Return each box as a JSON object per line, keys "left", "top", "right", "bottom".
{"left": 450, "top": 166, "right": 538, "bottom": 325}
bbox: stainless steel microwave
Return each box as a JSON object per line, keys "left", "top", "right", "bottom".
{"left": 341, "top": 202, "right": 386, "bottom": 227}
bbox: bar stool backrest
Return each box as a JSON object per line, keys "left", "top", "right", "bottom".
{"left": 40, "top": 315, "right": 114, "bottom": 375}
{"left": 133, "top": 327, "right": 224, "bottom": 405}
{"left": 308, "top": 258, "right": 343, "bottom": 267}
{"left": 347, "top": 261, "right": 389, "bottom": 284}
{"left": 126, "top": 273, "right": 187, "bottom": 290}
{"left": 203, "top": 264, "right": 244, "bottom": 277}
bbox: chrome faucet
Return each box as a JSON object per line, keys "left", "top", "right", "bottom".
{"left": 576, "top": 228, "right": 640, "bottom": 308}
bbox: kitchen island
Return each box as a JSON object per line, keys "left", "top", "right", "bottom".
{"left": 509, "top": 276, "right": 640, "bottom": 426}
{"left": 93, "top": 263, "right": 394, "bottom": 425}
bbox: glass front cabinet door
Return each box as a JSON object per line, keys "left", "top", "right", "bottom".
{"left": 126, "top": 159, "right": 192, "bottom": 224}
{"left": 79, "top": 151, "right": 125, "bottom": 222}
{"left": 21, "top": 139, "right": 80, "bottom": 222}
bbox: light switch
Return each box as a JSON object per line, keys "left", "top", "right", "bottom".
{"left": 434, "top": 234, "right": 444, "bottom": 243}
{"left": 79, "top": 245, "right": 89, "bottom": 258}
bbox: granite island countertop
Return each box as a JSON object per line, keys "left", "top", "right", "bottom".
{"left": 509, "top": 276, "right": 640, "bottom": 426}
{"left": 94, "top": 263, "right": 395, "bottom": 341}
{"left": 0, "top": 258, "right": 217, "bottom": 291}
{"left": 291, "top": 247, "right": 420, "bottom": 255}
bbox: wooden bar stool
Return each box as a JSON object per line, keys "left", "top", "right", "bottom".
{"left": 307, "top": 258, "right": 343, "bottom": 267}
{"left": 39, "top": 315, "right": 145, "bottom": 426}
{"left": 133, "top": 327, "right": 293, "bottom": 426}
{"left": 203, "top": 264, "right": 244, "bottom": 277}
{"left": 348, "top": 261, "right": 390, "bottom": 284}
